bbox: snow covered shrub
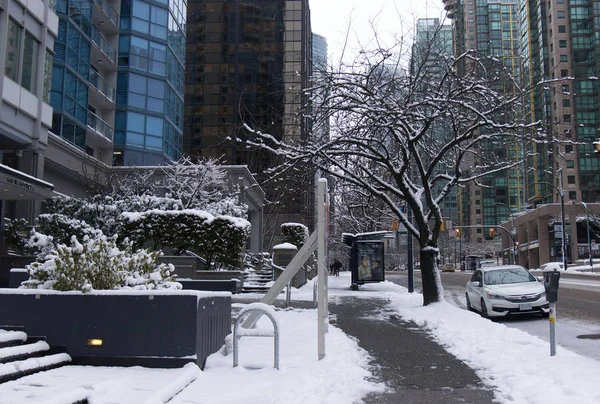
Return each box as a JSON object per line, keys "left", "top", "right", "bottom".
{"left": 202, "top": 216, "right": 251, "bottom": 270}
{"left": 35, "top": 213, "right": 103, "bottom": 246}
{"left": 121, "top": 209, "right": 250, "bottom": 270}
{"left": 3, "top": 218, "right": 30, "bottom": 254}
{"left": 281, "top": 223, "right": 309, "bottom": 248}
{"left": 22, "top": 235, "right": 180, "bottom": 292}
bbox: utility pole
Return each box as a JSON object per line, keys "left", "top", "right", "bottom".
{"left": 407, "top": 207, "right": 414, "bottom": 293}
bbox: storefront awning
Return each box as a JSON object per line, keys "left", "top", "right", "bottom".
{"left": 0, "top": 164, "right": 54, "bottom": 200}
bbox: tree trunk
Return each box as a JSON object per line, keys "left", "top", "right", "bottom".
{"left": 420, "top": 247, "right": 444, "bottom": 305}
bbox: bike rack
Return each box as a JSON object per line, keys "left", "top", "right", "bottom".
{"left": 233, "top": 305, "right": 280, "bottom": 370}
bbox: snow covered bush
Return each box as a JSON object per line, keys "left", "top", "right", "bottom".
{"left": 281, "top": 223, "right": 309, "bottom": 248}
{"left": 22, "top": 235, "right": 180, "bottom": 292}
{"left": 35, "top": 213, "right": 103, "bottom": 247}
{"left": 121, "top": 209, "right": 251, "bottom": 269}
{"left": 3, "top": 218, "right": 30, "bottom": 254}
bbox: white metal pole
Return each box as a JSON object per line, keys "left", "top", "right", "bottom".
{"left": 317, "top": 178, "right": 327, "bottom": 360}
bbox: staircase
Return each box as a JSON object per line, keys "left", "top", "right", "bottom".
{"left": 0, "top": 327, "right": 71, "bottom": 384}
{"left": 242, "top": 268, "right": 274, "bottom": 293}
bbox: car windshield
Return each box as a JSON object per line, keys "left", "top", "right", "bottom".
{"left": 483, "top": 268, "right": 536, "bottom": 285}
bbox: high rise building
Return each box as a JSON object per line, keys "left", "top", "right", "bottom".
{"left": 411, "top": 19, "right": 457, "bottom": 225}
{"left": 184, "top": 0, "right": 313, "bottom": 247}
{"left": 49, "top": 0, "right": 120, "bottom": 166}
{"left": 48, "top": 0, "right": 185, "bottom": 167}
{"left": 114, "top": 0, "right": 186, "bottom": 165}
{"left": 0, "top": 0, "right": 58, "bottom": 221}
{"left": 521, "top": 0, "right": 600, "bottom": 204}
{"left": 445, "top": 0, "right": 523, "bottom": 245}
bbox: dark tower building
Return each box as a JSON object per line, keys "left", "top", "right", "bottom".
{"left": 184, "top": 0, "right": 313, "bottom": 247}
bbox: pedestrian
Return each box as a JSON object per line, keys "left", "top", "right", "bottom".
{"left": 333, "top": 259, "right": 342, "bottom": 277}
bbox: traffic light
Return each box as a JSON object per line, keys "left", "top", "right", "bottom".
{"left": 594, "top": 139, "right": 600, "bottom": 153}
{"left": 489, "top": 228, "right": 495, "bottom": 238}
{"left": 455, "top": 228, "right": 460, "bottom": 237}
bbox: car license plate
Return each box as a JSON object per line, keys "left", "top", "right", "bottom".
{"left": 519, "top": 303, "right": 533, "bottom": 311}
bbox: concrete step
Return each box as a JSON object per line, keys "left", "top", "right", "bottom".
{"left": 0, "top": 329, "right": 27, "bottom": 349}
{"left": 0, "top": 340, "right": 50, "bottom": 364}
{"left": 0, "top": 352, "right": 72, "bottom": 384}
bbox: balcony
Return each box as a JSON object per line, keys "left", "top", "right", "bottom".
{"left": 87, "top": 110, "right": 114, "bottom": 143}
{"left": 91, "top": 26, "right": 117, "bottom": 66}
{"left": 89, "top": 70, "right": 115, "bottom": 104}
{"left": 92, "top": 0, "right": 119, "bottom": 33}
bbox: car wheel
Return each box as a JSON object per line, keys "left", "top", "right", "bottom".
{"left": 480, "top": 298, "right": 489, "bottom": 318}
{"left": 465, "top": 293, "right": 473, "bottom": 311}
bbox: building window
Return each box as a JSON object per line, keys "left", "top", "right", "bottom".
{"left": 21, "top": 32, "right": 39, "bottom": 92}
{"left": 567, "top": 175, "right": 575, "bottom": 184}
{"left": 565, "top": 144, "right": 573, "bottom": 153}
{"left": 560, "top": 69, "right": 568, "bottom": 77}
{"left": 476, "top": 219, "right": 482, "bottom": 224}
{"left": 5, "top": 19, "right": 20, "bottom": 82}
{"left": 569, "top": 191, "right": 577, "bottom": 200}
{"left": 563, "top": 99, "right": 570, "bottom": 107}
{"left": 560, "top": 54, "right": 568, "bottom": 63}
{"left": 559, "top": 40, "right": 567, "bottom": 48}
{"left": 476, "top": 209, "right": 481, "bottom": 214}
{"left": 475, "top": 190, "right": 480, "bottom": 195}
{"left": 4, "top": 20, "right": 41, "bottom": 93}
{"left": 567, "top": 160, "right": 574, "bottom": 168}
{"left": 477, "top": 228, "right": 482, "bottom": 233}
{"left": 563, "top": 114, "right": 571, "bottom": 123}
{"left": 475, "top": 199, "right": 481, "bottom": 205}
{"left": 562, "top": 84, "right": 569, "bottom": 93}
{"left": 557, "top": 11, "right": 565, "bottom": 18}
{"left": 558, "top": 25, "right": 566, "bottom": 33}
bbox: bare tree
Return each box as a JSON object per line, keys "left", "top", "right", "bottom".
{"left": 243, "top": 33, "right": 550, "bottom": 305}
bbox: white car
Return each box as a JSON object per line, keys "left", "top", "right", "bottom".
{"left": 465, "top": 265, "right": 549, "bottom": 318}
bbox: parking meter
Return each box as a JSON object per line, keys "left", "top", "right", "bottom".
{"left": 543, "top": 270, "right": 561, "bottom": 303}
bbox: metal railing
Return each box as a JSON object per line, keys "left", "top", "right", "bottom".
{"left": 92, "top": 0, "right": 118, "bottom": 28}
{"left": 89, "top": 70, "right": 115, "bottom": 103}
{"left": 91, "top": 27, "right": 117, "bottom": 65}
{"left": 87, "top": 110, "right": 114, "bottom": 142}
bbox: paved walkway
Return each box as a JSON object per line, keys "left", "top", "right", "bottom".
{"left": 328, "top": 296, "right": 498, "bottom": 403}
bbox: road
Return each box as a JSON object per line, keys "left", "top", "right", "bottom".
{"left": 386, "top": 270, "right": 600, "bottom": 361}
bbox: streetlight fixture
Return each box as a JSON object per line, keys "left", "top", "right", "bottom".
{"left": 535, "top": 171, "right": 567, "bottom": 271}
{"left": 495, "top": 201, "right": 517, "bottom": 265}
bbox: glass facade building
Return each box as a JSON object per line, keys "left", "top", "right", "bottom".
{"left": 114, "top": 0, "right": 185, "bottom": 165}
{"left": 447, "top": 0, "right": 524, "bottom": 244}
{"left": 184, "top": 0, "right": 312, "bottom": 246}
{"left": 50, "top": 0, "right": 120, "bottom": 165}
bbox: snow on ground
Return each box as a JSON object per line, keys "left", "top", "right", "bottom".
{"left": 2, "top": 271, "right": 600, "bottom": 404}
{"left": 0, "top": 363, "right": 199, "bottom": 404}
{"left": 316, "top": 273, "right": 600, "bottom": 404}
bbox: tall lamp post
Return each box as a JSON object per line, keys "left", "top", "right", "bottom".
{"left": 580, "top": 201, "right": 593, "bottom": 272}
{"left": 536, "top": 173, "right": 567, "bottom": 271}
{"left": 495, "top": 202, "right": 517, "bottom": 265}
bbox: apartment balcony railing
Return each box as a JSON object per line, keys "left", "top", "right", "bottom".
{"left": 91, "top": 26, "right": 117, "bottom": 65}
{"left": 92, "top": 0, "right": 118, "bottom": 28}
{"left": 89, "top": 70, "right": 115, "bottom": 104}
{"left": 87, "top": 110, "right": 114, "bottom": 142}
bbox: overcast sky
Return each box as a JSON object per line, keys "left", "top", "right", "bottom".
{"left": 309, "top": 0, "right": 447, "bottom": 63}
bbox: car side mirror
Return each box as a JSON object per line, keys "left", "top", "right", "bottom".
{"left": 470, "top": 281, "right": 481, "bottom": 287}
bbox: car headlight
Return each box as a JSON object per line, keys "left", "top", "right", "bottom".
{"left": 485, "top": 291, "right": 505, "bottom": 300}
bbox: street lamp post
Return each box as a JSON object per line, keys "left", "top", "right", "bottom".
{"left": 535, "top": 174, "right": 567, "bottom": 271}
{"left": 581, "top": 201, "right": 593, "bottom": 273}
{"left": 495, "top": 202, "right": 517, "bottom": 265}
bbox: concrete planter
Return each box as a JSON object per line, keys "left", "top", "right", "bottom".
{"left": 0, "top": 289, "right": 231, "bottom": 369}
